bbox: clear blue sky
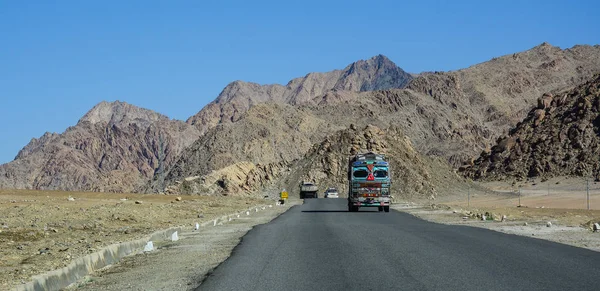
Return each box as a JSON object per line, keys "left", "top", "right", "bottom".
{"left": 1, "top": 0, "right": 599, "bottom": 164}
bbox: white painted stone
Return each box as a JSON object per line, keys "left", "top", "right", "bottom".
{"left": 501, "top": 215, "right": 507, "bottom": 222}
{"left": 269, "top": 205, "right": 273, "bottom": 208}
{"left": 593, "top": 223, "right": 600, "bottom": 232}
{"left": 255, "top": 208, "right": 259, "bottom": 212}
{"left": 228, "top": 217, "right": 232, "bottom": 222}
{"left": 246, "top": 211, "right": 250, "bottom": 215}
{"left": 237, "top": 214, "right": 240, "bottom": 218}
{"left": 144, "top": 241, "right": 154, "bottom": 252}
{"left": 546, "top": 221, "right": 552, "bottom": 227}
{"left": 171, "top": 231, "right": 179, "bottom": 241}
{"left": 195, "top": 223, "right": 199, "bottom": 230}
{"left": 213, "top": 219, "right": 217, "bottom": 226}
{"left": 481, "top": 215, "right": 486, "bottom": 221}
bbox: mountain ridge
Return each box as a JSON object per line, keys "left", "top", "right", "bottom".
{"left": 186, "top": 54, "right": 413, "bottom": 134}
{"left": 3, "top": 43, "right": 600, "bottom": 196}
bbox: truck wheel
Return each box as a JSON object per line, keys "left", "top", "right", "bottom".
{"left": 378, "top": 206, "right": 383, "bottom": 212}
{"left": 384, "top": 206, "right": 390, "bottom": 212}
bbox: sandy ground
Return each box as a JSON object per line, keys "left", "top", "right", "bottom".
{"left": 67, "top": 200, "right": 297, "bottom": 291}
{"left": 0, "top": 189, "right": 273, "bottom": 290}
{"left": 395, "top": 177, "right": 600, "bottom": 252}
{"left": 4, "top": 177, "right": 600, "bottom": 290}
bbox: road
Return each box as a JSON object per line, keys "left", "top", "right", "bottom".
{"left": 197, "top": 198, "right": 600, "bottom": 291}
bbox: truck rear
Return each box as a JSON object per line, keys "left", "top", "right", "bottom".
{"left": 347, "top": 152, "right": 391, "bottom": 212}
{"left": 300, "top": 181, "right": 319, "bottom": 199}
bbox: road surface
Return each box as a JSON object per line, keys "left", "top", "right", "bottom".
{"left": 198, "top": 198, "right": 600, "bottom": 291}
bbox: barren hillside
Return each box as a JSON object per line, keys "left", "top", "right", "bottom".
{"left": 162, "top": 123, "right": 463, "bottom": 200}
{"left": 463, "top": 74, "right": 600, "bottom": 181}
{"left": 186, "top": 55, "right": 413, "bottom": 135}
{"left": 0, "top": 101, "right": 200, "bottom": 192}
{"left": 4, "top": 43, "right": 600, "bottom": 196}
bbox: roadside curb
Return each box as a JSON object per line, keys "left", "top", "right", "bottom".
{"left": 14, "top": 227, "right": 180, "bottom": 291}
{"left": 14, "top": 202, "right": 288, "bottom": 291}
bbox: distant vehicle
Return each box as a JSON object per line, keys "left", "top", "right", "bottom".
{"left": 300, "top": 181, "right": 318, "bottom": 199}
{"left": 347, "top": 152, "right": 391, "bottom": 212}
{"left": 324, "top": 187, "right": 339, "bottom": 198}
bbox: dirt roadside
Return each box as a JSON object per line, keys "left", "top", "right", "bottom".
{"left": 392, "top": 180, "right": 600, "bottom": 252}
{"left": 67, "top": 200, "right": 298, "bottom": 291}
{"left": 0, "top": 189, "right": 286, "bottom": 290}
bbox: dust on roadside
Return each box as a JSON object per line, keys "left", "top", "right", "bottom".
{"left": 67, "top": 200, "right": 298, "bottom": 291}
{"left": 0, "top": 189, "right": 273, "bottom": 290}
{"left": 393, "top": 198, "right": 600, "bottom": 252}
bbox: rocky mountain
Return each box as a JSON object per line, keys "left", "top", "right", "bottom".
{"left": 156, "top": 43, "right": 600, "bottom": 198}
{"left": 0, "top": 101, "right": 200, "bottom": 192}
{"left": 4, "top": 43, "right": 600, "bottom": 197}
{"left": 163, "top": 124, "right": 463, "bottom": 200}
{"left": 151, "top": 102, "right": 342, "bottom": 192}
{"left": 463, "top": 74, "right": 600, "bottom": 181}
{"left": 408, "top": 43, "right": 600, "bottom": 126}
{"left": 186, "top": 55, "right": 413, "bottom": 135}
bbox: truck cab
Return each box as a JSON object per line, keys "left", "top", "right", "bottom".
{"left": 347, "top": 152, "right": 391, "bottom": 212}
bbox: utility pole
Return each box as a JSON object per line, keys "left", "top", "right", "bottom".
{"left": 587, "top": 178, "right": 590, "bottom": 210}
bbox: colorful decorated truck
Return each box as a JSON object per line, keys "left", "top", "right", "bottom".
{"left": 347, "top": 152, "right": 391, "bottom": 212}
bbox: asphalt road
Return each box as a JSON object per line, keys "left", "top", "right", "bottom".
{"left": 198, "top": 199, "right": 600, "bottom": 291}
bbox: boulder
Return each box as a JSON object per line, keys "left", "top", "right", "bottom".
{"left": 537, "top": 93, "right": 553, "bottom": 109}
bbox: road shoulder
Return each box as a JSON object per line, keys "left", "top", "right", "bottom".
{"left": 69, "top": 202, "right": 297, "bottom": 291}
{"left": 392, "top": 203, "right": 600, "bottom": 252}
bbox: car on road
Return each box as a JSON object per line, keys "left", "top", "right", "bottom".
{"left": 324, "top": 187, "right": 339, "bottom": 198}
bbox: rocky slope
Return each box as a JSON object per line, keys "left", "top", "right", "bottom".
{"left": 159, "top": 43, "right": 600, "bottom": 198}
{"left": 186, "top": 55, "right": 413, "bottom": 135}
{"left": 408, "top": 43, "right": 600, "bottom": 127}
{"left": 0, "top": 101, "right": 200, "bottom": 192}
{"left": 164, "top": 124, "right": 463, "bottom": 199}
{"left": 463, "top": 74, "right": 600, "bottom": 181}
{"left": 152, "top": 102, "right": 341, "bottom": 194}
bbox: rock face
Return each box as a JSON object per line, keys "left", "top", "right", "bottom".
{"left": 463, "top": 74, "right": 600, "bottom": 181}
{"left": 404, "top": 43, "right": 600, "bottom": 164}
{"left": 0, "top": 101, "right": 200, "bottom": 192}
{"left": 186, "top": 55, "right": 413, "bottom": 135}
{"left": 153, "top": 102, "right": 339, "bottom": 194}
{"left": 164, "top": 124, "right": 461, "bottom": 199}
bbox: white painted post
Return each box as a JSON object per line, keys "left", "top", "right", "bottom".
{"left": 144, "top": 241, "right": 154, "bottom": 252}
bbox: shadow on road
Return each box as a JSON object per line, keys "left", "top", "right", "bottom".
{"left": 301, "top": 210, "right": 380, "bottom": 213}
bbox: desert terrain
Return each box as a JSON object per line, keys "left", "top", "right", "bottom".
{"left": 0, "top": 189, "right": 272, "bottom": 290}
{"left": 401, "top": 177, "right": 600, "bottom": 252}
{"left": 3, "top": 177, "right": 600, "bottom": 290}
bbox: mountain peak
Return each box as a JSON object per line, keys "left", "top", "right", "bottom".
{"left": 369, "top": 54, "right": 392, "bottom": 62}
{"left": 336, "top": 54, "right": 412, "bottom": 91}
{"left": 78, "top": 100, "right": 167, "bottom": 126}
